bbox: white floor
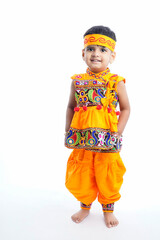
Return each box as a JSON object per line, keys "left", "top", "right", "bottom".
{"left": 0, "top": 185, "right": 160, "bottom": 240}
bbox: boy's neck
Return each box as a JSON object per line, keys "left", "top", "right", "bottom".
{"left": 87, "top": 67, "right": 110, "bottom": 75}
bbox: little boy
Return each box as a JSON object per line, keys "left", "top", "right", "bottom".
{"left": 65, "top": 26, "right": 130, "bottom": 228}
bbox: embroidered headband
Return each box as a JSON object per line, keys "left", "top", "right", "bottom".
{"left": 84, "top": 34, "right": 116, "bottom": 52}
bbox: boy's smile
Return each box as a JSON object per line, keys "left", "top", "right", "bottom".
{"left": 82, "top": 45, "right": 116, "bottom": 73}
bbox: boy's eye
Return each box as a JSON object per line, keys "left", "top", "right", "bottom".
{"left": 101, "top": 48, "right": 107, "bottom": 52}
{"left": 86, "top": 47, "right": 94, "bottom": 51}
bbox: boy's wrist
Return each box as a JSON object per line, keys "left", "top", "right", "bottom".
{"left": 117, "top": 125, "right": 123, "bottom": 136}
{"left": 113, "top": 132, "right": 121, "bottom": 139}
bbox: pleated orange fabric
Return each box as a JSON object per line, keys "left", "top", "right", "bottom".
{"left": 71, "top": 105, "right": 117, "bottom": 132}
{"left": 65, "top": 149, "right": 126, "bottom": 205}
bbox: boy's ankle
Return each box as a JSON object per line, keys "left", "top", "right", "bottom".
{"left": 80, "top": 202, "right": 92, "bottom": 210}
{"left": 102, "top": 203, "right": 114, "bottom": 213}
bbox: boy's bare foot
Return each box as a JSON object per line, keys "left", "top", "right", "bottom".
{"left": 104, "top": 212, "right": 119, "bottom": 228}
{"left": 71, "top": 209, "right": 90, "bottom": 223}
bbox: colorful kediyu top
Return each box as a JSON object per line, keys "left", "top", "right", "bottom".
{"left": 65, "top": 68, "right": 125, "bottom": 152}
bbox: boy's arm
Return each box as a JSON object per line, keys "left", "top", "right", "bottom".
{"left": 117, "top": 81, "right": 130, "bottom": 136}
{"left": 65, "top": 80, "right": 76, "bottom": 132}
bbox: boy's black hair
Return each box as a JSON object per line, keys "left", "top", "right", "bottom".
{"left": 83, "top": 25, "right": 116, "bottom": 42}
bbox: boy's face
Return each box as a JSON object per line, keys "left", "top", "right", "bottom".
{"left": 82, "top": 45, "right": 116, "bottom": 73}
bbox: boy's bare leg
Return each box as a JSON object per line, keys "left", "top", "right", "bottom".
{"left": 102, "top": 203, "right": 119, "bottom": 228}
{"left": 71, "top": 209, "right": 90, "bottom": 223}
{"left": 103, "top": 212, "right": 119, "bottom": 228}
{"left": 71, "top": 202, "right": 92, "bottom": 223}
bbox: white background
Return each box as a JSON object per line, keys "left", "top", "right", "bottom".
{"left": 0, "top": 0, "right": 160, "bottom": 239}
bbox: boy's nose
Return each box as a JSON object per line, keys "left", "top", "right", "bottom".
{"left": 92, "top": 49, "right": 100, "bottom": 57}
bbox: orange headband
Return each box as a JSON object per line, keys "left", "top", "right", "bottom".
{"left": 84, "top": 34, "right": 116, "bottom": 52}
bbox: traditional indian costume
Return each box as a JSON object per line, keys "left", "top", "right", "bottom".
{"left": 65, "top": 34, "right": 126, "bottom": 212}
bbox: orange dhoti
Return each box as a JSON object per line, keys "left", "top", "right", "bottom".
{"left": 65, "top": 149, "right": 126, "bottom": 207}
